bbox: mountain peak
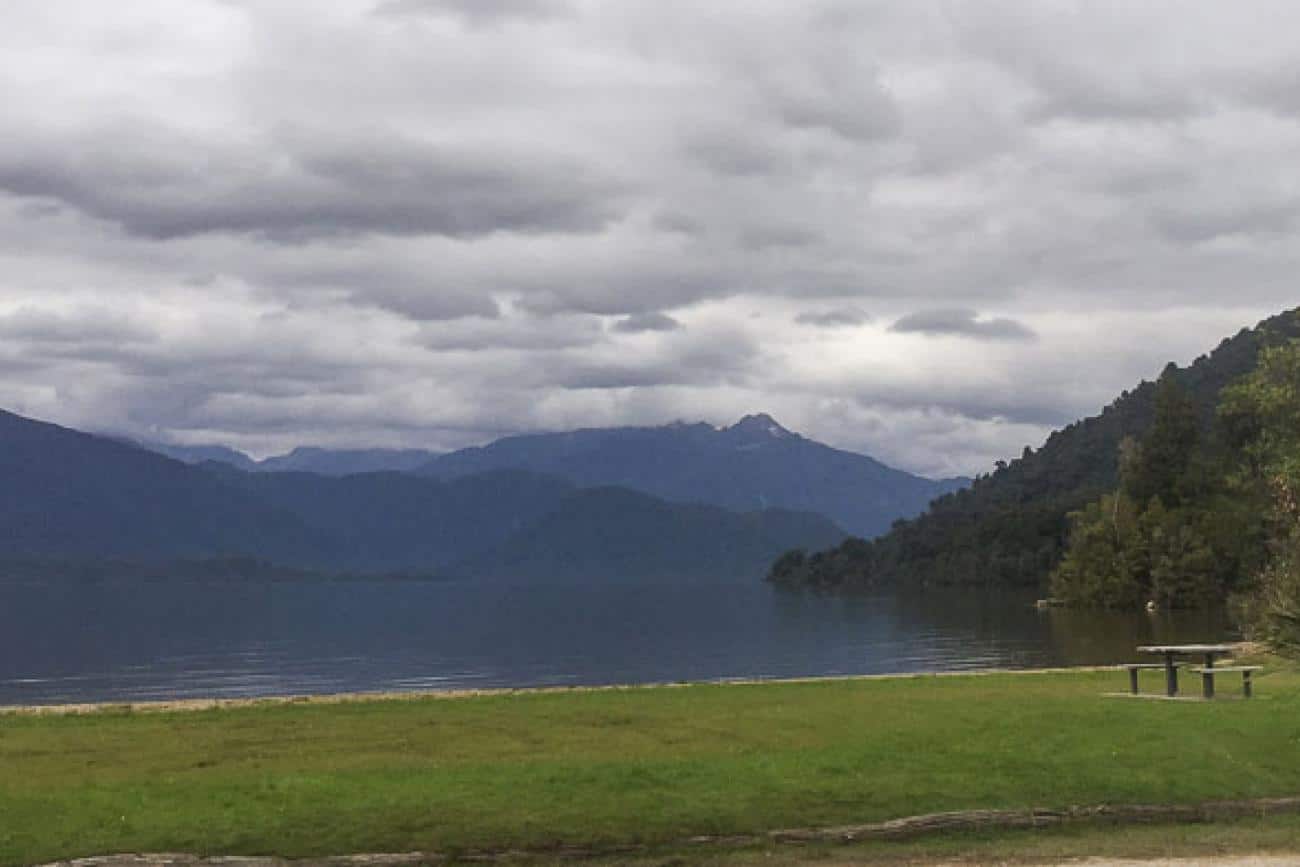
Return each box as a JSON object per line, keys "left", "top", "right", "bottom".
{"left": 726, "top": 413, "right": 794, "bottom": 439}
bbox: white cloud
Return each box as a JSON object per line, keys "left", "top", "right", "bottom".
{"left": 0, "top": 0, "right": 1297, "bottom": 474}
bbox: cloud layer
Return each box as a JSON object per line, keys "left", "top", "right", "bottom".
{"left": 1, "top": 0, "right": 1298, "bottom": 476}
{"left": 891, "top": 309, "right": 1036, "bottom": 342}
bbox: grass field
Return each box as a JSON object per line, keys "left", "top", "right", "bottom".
{"left": 3, "top": 663, "right": 1300, "bottom": 866}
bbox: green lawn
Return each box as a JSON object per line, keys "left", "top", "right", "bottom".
{"left": 3, "top": 665, "right": 1299, "bottom": 865}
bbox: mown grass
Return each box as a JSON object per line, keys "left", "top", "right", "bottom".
{"left": 3, "top": 664, "right": 1300, "bottom": 865}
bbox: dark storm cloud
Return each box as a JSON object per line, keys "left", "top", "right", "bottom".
{"left": 1026, "top": 72, "right": 1206, "bottom": 124}
{"left": 360, "top": 287, "right": 499, "bottom": 321}
{"left": 1150, "top": 200, "right": 1299, "bottom": 243}
{"left": 651, "top": 211, "right": 704, "bottom": 237}
{"left": 267, "top": 263, "right": 500, "bottom": 321}
{"left": 953, "top": 3, "right": 1212, "bottom": 125}
{"left": 684, "top": 132, "right": 793, "bottom": 178}
{"left": 0, "top": 130, "right": 624, "bottom": 242}
{"left": 0, "top": 307, "right": 155, "bottom": 345}
{"left": 851, "top": 385, "right": 1074, "bottom": 429}
{"left": 611, "top": 312, "right": 682, "bottom": 334}
{"left": 737, "top": 224, "right": 819, "bottom": 250}
{"left": 43, "top": 336, "right": 369, "bottom": 392}
{"left": 513, "top": 265, "right": 738, "bottom": 317}
{"left": 774, "top": 85, "right": 901, "bottom": 141}
{"left": 418, "top": 314, "right": 605, "bottom": 351}
{"left": 558, "top": 332, "right": 760, "bottom": 390}
{"left": 755, "top": 49, "right": 902, "bottom": 143}
{"left": 891, "top": 309, "right": 1037, "bottom": 342}
{"left": 795, "top": 307, "right": 871, "bottom": 328}
{"left": 1237, "top": 63, "right": 1300, "bottom": 118}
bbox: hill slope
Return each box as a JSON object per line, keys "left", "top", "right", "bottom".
{"left": 0, "top": 410, "right": 844, "bottom": 582}
{"left": 769, "top": 308, "right": 1300, "bottom": 590}
{"left": 470, "top": 486, "right": 846, "bottom": 582}
{"left": 206, "top": 467, "right": 577, "bottom": 574}
{"left": 421, "top": 414, "right": 964, "bottom": 538}
{"left": 0, "top": 411, "right": 328, "bottom": 564}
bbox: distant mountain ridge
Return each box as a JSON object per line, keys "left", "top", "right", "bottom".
{"left": 769, "top": 307, "right": 1300, "bottom": 590}
{"left": 130, "top": 441, "right": 260, "bottom": 471}
{"left": 130, "top": 414, "right": 965, "bottom": 538}
{"left": 130, "top": 440, "right": 440, "bottom": 476}
{"left": 419, "top": 413, "right": 966, "bottom": 537}
{"left": 1, "top": 410, "right": 844, "bottom": 583}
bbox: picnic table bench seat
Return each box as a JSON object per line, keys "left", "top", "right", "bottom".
{"left": 1189, "top": 665, "right": 1262, "bottom": 699}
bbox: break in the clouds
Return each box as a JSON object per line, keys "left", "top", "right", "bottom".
{"left": 1, "top": 1, "right": 1299, "bottom": 477}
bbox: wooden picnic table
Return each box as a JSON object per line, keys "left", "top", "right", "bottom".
{"left": 1136, "top": 644, "right": 1234, "bottom": 697}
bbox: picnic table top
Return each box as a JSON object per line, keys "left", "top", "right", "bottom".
{"left": 1136, "top": 644, "right": 1234, "bottom": 654}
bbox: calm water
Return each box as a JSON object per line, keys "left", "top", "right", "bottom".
{"left": 0, "top": 580, "right": 1235, "bottom": 706}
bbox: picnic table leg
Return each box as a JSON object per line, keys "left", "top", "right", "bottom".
{"left": 1165, "top": 652, "right": 1177, "bottom": 697}
{"left": 1129, "top": 667, "right": 1140, "bottom": 695}
{"left": 1202, "top": 653, "right": 1215, "bottom": 699}
{"left": 1243, "top": 669, "right": 1253, "bottom": 699}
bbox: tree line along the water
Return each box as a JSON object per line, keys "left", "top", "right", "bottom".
{"left": 768, "top": 308, "right": 1300, "bottom": 649}
{"left": 1050, "top": 340, "right": 1300, "bottom": 644}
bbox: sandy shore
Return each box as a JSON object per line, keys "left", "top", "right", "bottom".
{"left": 0, "top": 664, "right": 1137, "bottom": 716}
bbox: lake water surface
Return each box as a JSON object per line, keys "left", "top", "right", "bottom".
{"left": 0, "top": 580, "right": 1235, "bottom": 706}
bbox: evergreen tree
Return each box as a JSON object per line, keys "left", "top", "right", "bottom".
{"left": 1146, "top": 507, "right": 1221, "bottom": 608}
{"left": 1050, "top": 493, "right": 1146, "bottom": 607}
{"left": 1124, "top": 367, "right": 1199, "bottom": 507}
{"left": 1220, "top": 341, "right": 1300, "bottom": 654}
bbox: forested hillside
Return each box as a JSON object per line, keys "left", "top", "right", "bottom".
{"left": 1050, "top": 336, "right": 1300, "bottom": 620}
{"left": 769, "top": 308, "right": 1300, "bottom": 591}
{"left": 469, "top": 487, "right": 845, "bottom": 583}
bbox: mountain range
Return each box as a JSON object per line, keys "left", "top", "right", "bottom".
{"left": 131, "top": 441, "right": 440, "bottom": 476}
{"left": 140, "top": 414, "right": 964, "bottom": 539}
{"left": 1, "top": 410, "right": 875, "bottom": 583}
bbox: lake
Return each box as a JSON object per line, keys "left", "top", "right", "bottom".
{"left": 0, "top": 580, "right": 1235, "bottom": 706}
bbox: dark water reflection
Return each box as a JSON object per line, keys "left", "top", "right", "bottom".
{"left": 0, "top": 580, "right": 1236, "bottom": 706}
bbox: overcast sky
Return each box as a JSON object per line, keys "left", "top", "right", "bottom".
{"left": 1, "top": 1, "right": 1298, "bottom": 476}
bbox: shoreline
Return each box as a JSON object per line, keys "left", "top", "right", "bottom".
{"left": 0, "top": 663, "right": 1141, "bottom": 716}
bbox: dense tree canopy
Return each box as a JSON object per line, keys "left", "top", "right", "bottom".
{"left": 1049, "top": 371, "right": 1262, "bottom": 608}
{"left": 1218, "top": 343, "right": 1300, "bottom": 652}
